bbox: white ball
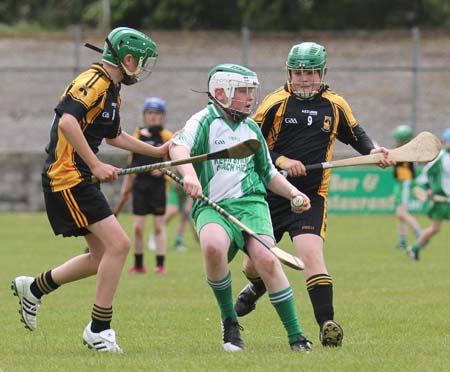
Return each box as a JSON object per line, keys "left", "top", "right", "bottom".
{"left": 291, "top": 195, "right": 305, "bottom": 209}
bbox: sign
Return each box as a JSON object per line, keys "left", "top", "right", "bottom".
{"left": 327, "top": 167, "right": 427, "bottom": 214}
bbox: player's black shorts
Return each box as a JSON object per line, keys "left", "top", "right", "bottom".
{"left": 44, "top": 182, "right": 113, "bottom": 237}
{"left": 267, "top": 192, "right": 327, "bottom": 242}
{"left": 132, "top": 180, "right": 166, "bottom": 216}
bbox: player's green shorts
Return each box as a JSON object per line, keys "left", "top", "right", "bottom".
{"left": 427, "top": 200, "right": 450, "bottom": 221}
{"left": 194, "top": 195, "right": 274, "bottom": 263}
{"left": 393, "top": 180, "right": 413, "bottom": 207}
{"left": 167, "top": 181, "right": 186, "bottom": 209}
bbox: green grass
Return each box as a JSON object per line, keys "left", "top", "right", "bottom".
{"left": 0, "top": 212, "right": 449, "bottom": 371}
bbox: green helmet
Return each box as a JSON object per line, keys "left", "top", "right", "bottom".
{"left": 102, "top": 27, "right": 158, "bottom": 85}
{"left": 208, "top": 63, "right": 260, "bottom": 122}
{"left": 393, "top": 125, "right": 413, "bottom": 143}
{"left": 286, "top": 42, "right": 327, "bottom": 99}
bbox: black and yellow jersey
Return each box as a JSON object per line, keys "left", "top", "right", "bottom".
{"left": 255, "top": 83, "right": 374, "bottom": 197}
{"left": 394, "top": 162, "right": 415, "bottom": 182}
{"left": 128, "top": 127, "right": 173, "bottom": 189}
{"left": 42, "top": 63, "right": 121, "bottom": 192}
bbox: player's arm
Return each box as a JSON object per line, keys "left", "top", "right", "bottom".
{"left": 107, "top": 131, "right": 170, "bottom": 158}
{"left": 169, "top": 117, "right": 206, "bottom": 199}
{"left": 253, "top": 128, "right": 309, "bottom": 212}
{"left": 169, "top": 144, "right": 202, "bottom": 199}
{"left": 267, "top": 173, "right": 310, "bottom": 213}
{"left": 336, "top": 102, "right": 393, "bottom": 168}
{"left": 58, "top": 112, "right": 119, "bottom": 182}
{"left": 257, "top": 103, "right": 306, "bottom": 176}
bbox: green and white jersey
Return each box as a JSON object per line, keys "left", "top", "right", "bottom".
{"left": 416, "top": 149, "right": 450, "bottom": 197}
{"left": 171, "top": 103, "right": 278, "bottom": 202}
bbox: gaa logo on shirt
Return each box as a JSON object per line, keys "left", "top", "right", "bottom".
{"left": 215, "top": 139, "right": 225, "bottom": 145}
{"left": 284, "top": 117, "right": 298, "bottom": 124}
{"left": 321, "top": 116, "right": 332, "bottom": 133}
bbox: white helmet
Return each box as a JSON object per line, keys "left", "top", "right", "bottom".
{"left": 208, "top": 63, "right": 260, "bottom": 122}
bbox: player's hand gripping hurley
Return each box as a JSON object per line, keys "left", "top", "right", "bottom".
{"left": 163, "top": 169, "right": 305, "bottom": 271}
{"left": 281, "top": 131, "right": 441, "bottom": 176}
{"left": 92, "top": 139, "right": 261, "bottom": 183}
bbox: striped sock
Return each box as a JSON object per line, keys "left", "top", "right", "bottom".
{"left": 306, "top": 274, "right": 334, "bottom": 326}
{"left": 269, "top": 287, "right": 303, "bottom": 344}
{"left": 207, "top": 272, "right": 236, "bottom": 321}
{"left": 30, "top": 270, "right": 60, "bottom": 299}
{"left": 91, "top": 304, "right": 113, "bottom": 333}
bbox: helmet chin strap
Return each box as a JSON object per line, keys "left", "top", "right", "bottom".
{"left": 104, "top": 38, "right": 138, "bottom": 86}
{"left": 226, "top": 108, "right": 248, "bottom": 123}
{"left": 207, "top": 93, "right": 248, "bottom": 123}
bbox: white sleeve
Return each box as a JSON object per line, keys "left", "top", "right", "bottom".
{"left": 170, "top": 116, "right": 201, "bottom": 152}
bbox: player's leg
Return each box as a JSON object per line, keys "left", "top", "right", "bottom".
{"left": 81, "top": 215, "right": 129, "bottom": 352}
{"left": 407, "top": 219, "right": 441, "bottom": 260}
{"left": 11, "top": 231, "right": 109, "bottom": 332}
{"left": 201, "top": 223, "right": 243, "bottom": 352}
{"left": 174, "top": 209, "right": 188, "bottom": 250}
{"left": 12, "top": 183, "right": 126, "bottom": 352}
{"left": 396, "top": 183, "right": 421, "bottom": 248}
{"left": 197, "top": 209, "right": 243, "bottom": 352}
{"left": 245, "top": 235, "right": 311, "bottom": 352}
{"left": 395, "top": 205, "right": 409, "bottom": 249}
{"left": 234, "top": 256, "right": 267, "bottom": 316}
{"left": 397, "top": 206, "right": 422, "bottom": 240}
{"left": 407, "top": 202, "right": 448, "bottom": 260}
{"left": 128, "top": 215, "right": 147, "bottom": 273}
{"left": 184, "top": 196, "right": 199, "bottom": 244}
{"left": 153, "top": 215, "right": 167, "bottom": 273}
{"left": 293, "top": 233, "right": 342, "bottom": 347}
{"left": 174, "top": 195, "right": 188, "bottom": 250}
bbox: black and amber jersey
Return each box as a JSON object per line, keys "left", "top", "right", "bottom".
{"left": 42, "top": 63, "right": 122, "bottom": 192}
{"left": 129, "top": 127, "right": 173, "bottom": 189}
{"left": 255, "top": 83, "right": 375, "bottom": 197}
{"left": 394, "top": 162, "right": 415, "bottom": 182}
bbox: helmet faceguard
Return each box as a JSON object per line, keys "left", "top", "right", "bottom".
{"left": 208, "top": 64, "right": 260, "bottom": 123}
{"left": 286, "top": 42, "right": 327, "bottom": 100}
{"left": 103, "top": 27, "right": 158, "bottom": 85}
{"left": 393, "top": 125, "right": 414, "bottom": 144}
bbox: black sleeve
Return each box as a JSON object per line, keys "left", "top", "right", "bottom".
{"left": 54, "top": 94, "right": 89, "bottom": 121}
{"left": 337, "top": 124, "right": 375, "bottom": 155}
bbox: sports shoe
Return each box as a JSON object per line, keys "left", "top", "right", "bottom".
{"left": 127, "top": 266, "right": 147, "bottom": 274}
{"left": 221, "top": 318, "right": 244, "bottom": 352}
{"left": 155, "top": 266, "right": 165, "bottom": 275}
{"left": 83, "top": 321, "right": 123, "bottom": 353}
{"left": 11, "top": 276, "right": 41, "bottom": 331}
{"left": 234, "top": 282, "right": 266, "bottom": 317}
{"left": 147, "top": 234, "right": 156, "bottom": 251}
{"left": 290, "top": 335, "right": 313, "bottom": 352}
{"left": 320, "top": 320, "right": 343, "bottom": 347}
{"left": 406, "top": 246, "right": 419, "bottom": 261}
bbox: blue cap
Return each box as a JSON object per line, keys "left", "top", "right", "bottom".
{"left": 443, "top": 128, "right": 450, "bottom": 142}
{"left": 143, "top": 97, "right": 166, "bottom": 114}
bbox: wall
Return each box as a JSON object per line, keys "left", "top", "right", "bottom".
{"left": 0, "top": 153, "right": 127, "bottom": 212}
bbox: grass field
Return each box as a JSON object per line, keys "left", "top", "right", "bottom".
{"left": 0, "top": 212, "right": 449, "bottom": 372}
